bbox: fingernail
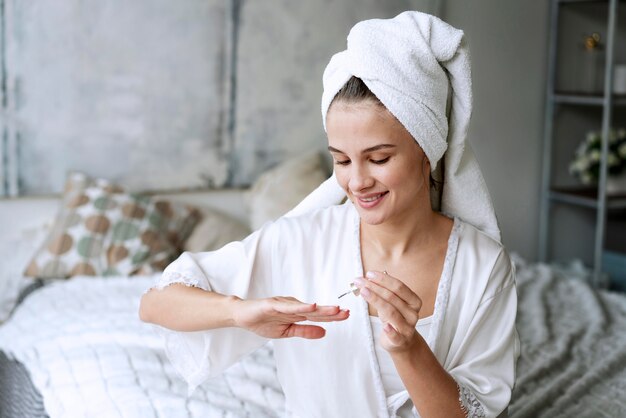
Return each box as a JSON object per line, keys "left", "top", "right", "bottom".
{"left": 360, "top": 287, "right": 371, "bottom": 298}
{"left": 365, "top": 271, "right": 376, "bottom": 280}
{"left": 353, "top": 278, "right": 366, "bottom": 287}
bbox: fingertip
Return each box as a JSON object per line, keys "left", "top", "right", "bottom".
{"left": 317, "top": 305, "right": 340, "bottom": 314}
{"left": 336, "top": 309, "right": 350, "bottom": 320}
{"left": 383, "top": 323, "right": 395, "bottom": 333}
{"left": 289, "top": 324, "right": 326, "bottom": 339}
{"left": 307, "top": 326, "right": 326, "bottom": 339}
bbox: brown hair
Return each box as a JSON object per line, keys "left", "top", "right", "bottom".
{"left": 331, "top": 76, "right": 384, "bottom": 107}
{"left": 330, "top": 76, "right": 442, "bottom": 191}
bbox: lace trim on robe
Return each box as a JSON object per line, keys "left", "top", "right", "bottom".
{"left": 426, "top": 214, "right": 462, "bottom": 350}
{"left": 143, "top": 270, "right": 208, "bottom": 295}
{"left": 457, "top": 382, "right": 486, "bottom": 418}
{"left": 349, "top": 202, "right": 389, "bottom": 418}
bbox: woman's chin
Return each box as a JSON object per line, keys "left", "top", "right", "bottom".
{"left": 358, "top": 211, "right": 387, "bottom": 226}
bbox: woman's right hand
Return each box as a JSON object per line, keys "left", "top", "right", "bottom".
{"left": 233, "top": 296, "right": 350, "bottom": 339}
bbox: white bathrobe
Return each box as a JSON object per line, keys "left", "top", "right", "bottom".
{"left": 152, "top": 202, "right": 519, "bottom": 418}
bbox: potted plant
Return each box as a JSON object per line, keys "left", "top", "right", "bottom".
{"left": 569, "top": 128, "right": 626, "bottom": 193}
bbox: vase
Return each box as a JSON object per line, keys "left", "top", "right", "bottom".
{"left": 578, "top": 33, "right": 605, "bottom": 94}
{"left": 606, "top": 173, "right": 626, "bottom": 195}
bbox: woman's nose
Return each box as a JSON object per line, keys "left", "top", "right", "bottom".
{"left": 348, "top": 164, "right": 375, "bottom": 192}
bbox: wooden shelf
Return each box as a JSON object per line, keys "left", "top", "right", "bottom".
{"left": 550, "top": 186, "right": 626, "bottom": 209}
{"left": 553, "top": 91, "right": 626, "bottom": 106}
{"left": 558, "top": 0, "right": 625, "bottom": 4}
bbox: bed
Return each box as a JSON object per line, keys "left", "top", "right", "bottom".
{"left": 2, "top": 188, "right": 626, "bottom": 418}
{"left": 509, "top": 255, "right": 626, "bottom": 417}
{"left": 0, "top": 184, "right": 288, "bottom": 418}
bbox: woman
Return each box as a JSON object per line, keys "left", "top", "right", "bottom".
{"left": 140, "top": 11, "right": 519, "bottom": 418}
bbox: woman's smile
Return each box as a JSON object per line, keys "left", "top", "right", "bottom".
{"left": 353, "top": 191, "right": 389, "bottom": 209}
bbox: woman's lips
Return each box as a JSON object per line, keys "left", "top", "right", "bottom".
{"left": 355, "top": 191, "right": 388, "bottom": 209}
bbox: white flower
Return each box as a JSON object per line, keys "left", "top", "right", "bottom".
{"left": 586, "top": 132, "right": 600, "bottom": 144}
{"left": 570, "top": 159, "right": 586, "bottom": 175}
{"left": 576, "top": 143, "right": 588, "bottom": 157}
{"left": 569, "top": 129, "right": 626, "bottom": 183}
{"left": 581, "top": 173, "right": 593, "bottom": 184}
{"left": 579, "top": 158, "right": 590, "bottom": 171}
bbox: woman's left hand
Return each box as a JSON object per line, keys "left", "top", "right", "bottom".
{"left": 354, "top": 270, "right": 423, "bottom": 354}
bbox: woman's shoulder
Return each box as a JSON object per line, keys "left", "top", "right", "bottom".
{"left": 455, "top": 217, "right": 505, "bottom": 255}
{"left": 452, "top": 217, "right": 515, "bottom": 299}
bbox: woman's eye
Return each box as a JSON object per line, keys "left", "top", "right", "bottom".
{"left": 334, "top": 160, "right": 351, "bottom": 166}
{"left": 371, "top": 157, "right": 390, "bottom": 165}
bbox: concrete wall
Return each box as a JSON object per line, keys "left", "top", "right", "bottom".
{"left": 441, "top": 0, "right": 550, "bottom": 261}
{"left": 230, "top": 0, "right": 439, "bottom": 184}
{"left": 2, "top": 0, "right": 232, "bottom": 195}
{"left": 0, "top": 0, "right": 440, "bottom": 196}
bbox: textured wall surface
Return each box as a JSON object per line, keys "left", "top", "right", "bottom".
{"left": 231, "top": 0, "right": 440, "bottom": 184}
{"left": 442, "top": 0, "right": 549, "bottom": 261}
{"left": 4, "top": 0, "right": 231, "bottom": 195}
{"left": 1, "top": 0, "right": 441, "bottom": 195}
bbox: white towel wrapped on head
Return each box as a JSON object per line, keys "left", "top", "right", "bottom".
{"left": 287, "top": 11, "right": 501, "bottom": 243}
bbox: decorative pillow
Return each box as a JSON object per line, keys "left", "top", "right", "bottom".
{"left": 245, "top": 151, "right": 329, "bottom": 230}
{"left": 23, "top": 172, "right": 202, "bottom": 279}
{"left": 183, "top": 208, "right": 251, "bottom": 253}
{"left": 149, "top": 199, "right": 204, "bottom": 254}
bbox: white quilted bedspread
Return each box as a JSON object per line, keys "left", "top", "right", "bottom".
{"left": 0, "top": 275, "right": 285, "bottom": 418}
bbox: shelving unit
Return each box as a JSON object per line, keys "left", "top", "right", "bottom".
{"left": 539, "top": 0, "right": 624, "bottom": 287}
{"left": 550, "top": 187, "right": 626, "bottom": 209}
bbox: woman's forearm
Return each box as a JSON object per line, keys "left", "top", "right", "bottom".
{"left": 392, "top": 334, "right": 466, "bottom": 418}
{"left": 139, "top": 284, "right": 242, "bottom": 332}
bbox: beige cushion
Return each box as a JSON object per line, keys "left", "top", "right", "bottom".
{"left": 184, "top": 208, "right": 251, "bottom": 253}
{"left": 245, "top": 151, "right": 329, "bottom": 230}
{"left": 23, "top": 172, "right": 202, "bottom": 279}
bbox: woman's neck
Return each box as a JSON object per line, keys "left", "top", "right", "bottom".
{"left": 360, "top": 206, "right": 444, "bottom": 261}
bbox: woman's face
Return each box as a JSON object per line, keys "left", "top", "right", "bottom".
{"left": 326, "top": 101, "right": 430, "bottom": 226}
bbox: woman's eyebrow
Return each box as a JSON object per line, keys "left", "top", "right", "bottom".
{"left": 327, "top": 144, "right": 396, "bottom": 154}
